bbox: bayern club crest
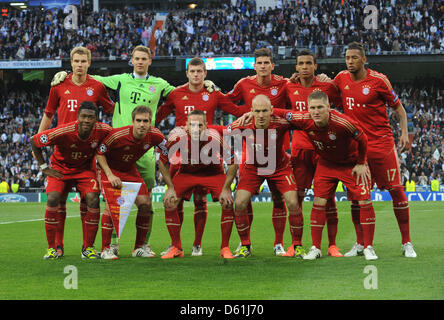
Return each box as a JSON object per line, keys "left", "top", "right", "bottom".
{"left": 362, "top": 85, "right": 371, "bottom": 95}
{"left": 116, "top": 196, "right": 125, "bottom": 205}
{"left": 86, "top": 88, "right": 94, "bottom": 96}
{"left": 149, "top": 86, "right": 156, "bottom": 93}
{"left": 270, "top": 87, "right": 278, "bottom": 96}
{"left": 202, "top": 94, "right": 209, "bottom": 101}
{"left": 328, "top": 132, "right": 337, "bottom": 140}
{"left": 91, "top": 141, "right": 98, "bottom": 148}
{"left": 144, "top": 144, "right": 150, "bottom": 150}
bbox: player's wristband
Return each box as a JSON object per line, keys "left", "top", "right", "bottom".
{"left": 40, "top": 163, "right": 49, "bottom": 171}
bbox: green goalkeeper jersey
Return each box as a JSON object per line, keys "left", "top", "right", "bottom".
{"left": 92, "top": 72, "right": 175, "bottom": 189}
{"left": 92, "top": 73, "right": 175, "bottom": 128}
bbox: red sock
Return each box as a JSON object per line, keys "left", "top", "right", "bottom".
{"left": 288, "top": 210, "right": 303, "bottom": 246}
{"left": 351, "top": 202, "right": 364, "bottom": 245}
{"left": 246, "top": 201, "right": 254, "bottom": 226}
{"left": 325, "top": 198, "right": 338, "bottom": 246}
{"left": 234, "top": 209, "right": 250, "bottom": 245}
{"left": 359, "top": 203, "right": 376, "bottom": 248}
{"left": 193, "top": 199, "right": 207, "bottom": 246}
{"left": 55, "top": 202, "right": 66, "bottom": 248}
{"left": 84, "top": 207, "right": 100, "bottom": 248}
{"left": 272, "top": 199, "right": 286, "bottom": 245}
{"left": 177, "top": 200, "right": 184, "bottom": 226}
{"left": 391, "top": 187, "right": 411, "bottom": 244}
{"left": 101, "top": 209, "right": 114, "bottom": 251}
{"left": 220, "top": 208, "right": 234, "bottom": 248}
{"left": 165, "top": 208, "right": 182, "bottom": 249}
{"left": 45, "top": 206, "right": 58, "bottom": 249}
{"left": 80, "top": 198, "right": 87, "bottom": 246}
{"left": 135, "top": 207, "right": 150, "bottom": 249}
{"left": 310, "top": 204, "right": 326, "bottom": 249}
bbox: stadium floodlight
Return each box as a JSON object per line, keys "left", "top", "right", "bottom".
{"left": 10, "top": 2, "right": 26, "bottom": 6}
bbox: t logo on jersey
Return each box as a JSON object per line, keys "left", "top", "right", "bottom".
{"left": 184, "top": 106, "right": 195, "bottom": 114}
{"left": 71, "top": 151, "right": 83, "bottom": 160}
{"left": 346, "top": 97, "right": 355, "bottom": 110}
{"left": 294, "top": 101, "right": 307, "bottom": 111}
{"left": 130, "top": 91, "right": 141, "bottom": 104}
{"left": 67, "top": 99, "right": 78, "bottom": 112}
{"left": 313, "top": 140, "right": 324, "bottom": 150}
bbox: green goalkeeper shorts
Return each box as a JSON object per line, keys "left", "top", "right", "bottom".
{"left": 136, "top": 148, "right": 156, "bottom": 190}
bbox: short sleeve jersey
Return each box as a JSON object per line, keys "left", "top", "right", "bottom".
{"left": 32, "top": 121, "right": 112, "bottom": 174}
{"left": 285, "top": 79, "right": 342, "bottom": 152}
{"left": 333, "top": 68, "right": 401, "bottom": 151}
{"left": 156, "top": 84, "right": 248, "bottom": 126}
{"left": 280, "top": 109, "right": 367, "bottom": 165}
{"left": 45, "top": 74, "right": 115, "bottom": 125}
{"left": 97, "top": 125, "right": 166, "bottom": 172}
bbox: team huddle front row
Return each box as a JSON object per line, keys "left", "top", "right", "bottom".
{"left": 33, "top": 91, "right": 410, "bottom": 261}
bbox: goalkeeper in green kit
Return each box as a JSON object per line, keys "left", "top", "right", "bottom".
{"left": 51, "top": 45, "right": 219, "bottom": 257}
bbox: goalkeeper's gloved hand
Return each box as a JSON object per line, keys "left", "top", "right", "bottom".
{"left": 203, "top": 80, "right": 220, "bottom": 93}
{"left": 51, "top": 71, "right": 68, "bottom": 87}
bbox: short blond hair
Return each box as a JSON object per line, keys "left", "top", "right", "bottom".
{"left": 132, "top": 45, "right": 152, "bottom": 58}
{"left": 70, "top": 46, "right": 91, "bottom": 61}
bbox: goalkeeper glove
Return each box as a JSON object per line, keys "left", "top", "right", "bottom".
{"left": 203, "top": 80, "right": 220, "bottom": 93}
{"left": 51, "top": 71, "right": 68, "bottom": 87}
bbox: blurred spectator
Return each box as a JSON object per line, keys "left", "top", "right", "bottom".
{"left": 0, "top": 0, "right": 443, "bottom": 60}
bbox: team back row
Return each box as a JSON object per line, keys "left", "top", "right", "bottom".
{"left": 31, "top": 43, "right": 417, "bottom": 261}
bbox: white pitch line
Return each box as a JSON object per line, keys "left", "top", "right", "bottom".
{"left": 0, "top": 202, "right": 221, "bottom": 225}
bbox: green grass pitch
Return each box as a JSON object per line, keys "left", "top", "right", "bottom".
{"left": 0, "top": 201, "right": 442, "bottom": 300}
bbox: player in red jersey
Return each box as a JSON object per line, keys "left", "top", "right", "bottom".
{"left": 159, "top": 110, "right": 236, "bottom": 259}
{"left": 219, "top": 95, "right": 301, "bottom": 258}
{"left": 274, "top": 91, "right": 378, "bottom": 261}
{"left": 155, "top": 57, "right": 248, "bottom": 256}
{"left": 96, "top": 106, "right": 176, "bottom": 259}
{"left": 226, "top": 48, "right": 291, "bottom": 256}
{"left": 283, "top": 49, "right": 343, "bottom": 258}
{"left": 333, "top": 42, "right": 416, "bottom": 258}
{"left": 31, "top": 102, "right": 113, "bottom": 259}
{"left": 38, "top": 46, "right": 115, "bottom": 257}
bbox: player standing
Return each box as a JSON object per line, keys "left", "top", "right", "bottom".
{"left": 226, "top": 48, "right": 291, "bottom": 255}
{"left": 273, "top": 91, "right": 377, "bottom": 260}
{"left": 283, "top": 49, "right": 343, "bottom": 258}
{"left": 155, "top": 57, "right": 248, "bottom": 256}
{"left": 96, "top": 106, "right": 176, "bottom": 259}
{"left": 159, "top": 110, "right": 236, "bottom": 259}
{"left": 31, "top": 102, "right": 112, "bottom": 259}
{"left": 333, "top": 42, "right": 416, "bottom": 258}
{"left": 219, "top": 95, "right": 301, "bottom": 258}
{"left": 40, "top": 46, "right": 115, "bottom": 256}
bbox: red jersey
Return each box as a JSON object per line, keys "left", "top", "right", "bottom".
{"left": 45, "top": 74, "right": 115, "bottom": 125}
{"left": 285, "top": 78, "right": 342, "bottom": 152}
{"left": 333, "top": 68, "right": 401, "bottom": 151}
{"left": 155, "top": 83, "right": 248, "bottom": 126}
{"left": 227, "top": 74, "right": 290, "bottom": 109}
{"left": 229, "top": 115, "right": 291, "bottom": 175}
{"left": 97, "top": 125, "right": 166, "bottom": 173}
{"left": 274, "top": 108, "right": 367, "bottom": 166}
{"left": 32, "top": 121, "right": 112, "bottom": 174}
{"left": 160, "top": 126, "right": 232, "bottom": 175}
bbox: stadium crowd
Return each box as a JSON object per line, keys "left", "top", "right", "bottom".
{"left": 0, "top": 0, "right": 443, "bottom": 60}
{"left": 0, "top": 77, "right": 442, "bottom": 193}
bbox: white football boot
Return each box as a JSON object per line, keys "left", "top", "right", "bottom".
{"left": 363, "top": 245, "right": 378, "bottom": 260}
{"left": 344, "top": 243, "right": 364, "bottom": 257}
{"left": 303, "top": 246, "right": 322, "bottom": 260}
{"left": 402, "top": 242, "right": 417, "bottom": 258}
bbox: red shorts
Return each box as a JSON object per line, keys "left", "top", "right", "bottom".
{"left": 237, "top": 165, "right": 297, "bottom": 195}
{"left": 291, "top": 149, "right": 318, "bottom": 190}
{"left": 368, "top": 145, "right": 402, "bottom": 190}
{"left": 313, "top": 158, "right": 371, "bottom": 201}
{"left": 170, "top": 163, "right": 208, "bottom": 196}
{"left": 46, "top": 170, "right": 99, "bottom": 197}
{"left": 173, "top": 173, "right": 225, "bottom": 201}
{"left": 99, "top": 167, "right": 149, "bottom": 197}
